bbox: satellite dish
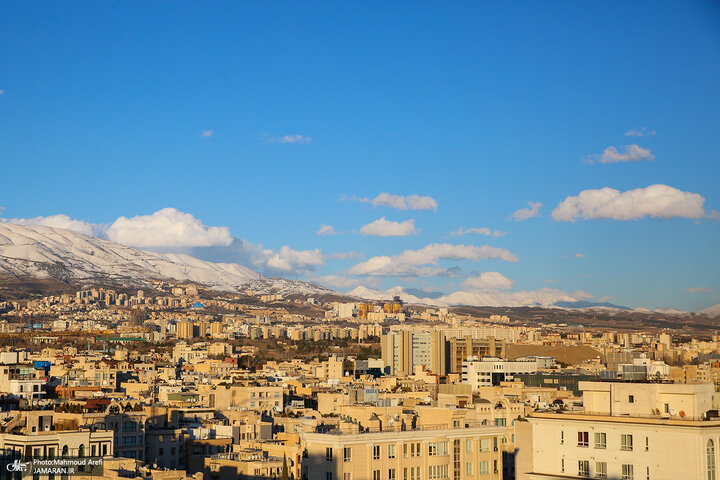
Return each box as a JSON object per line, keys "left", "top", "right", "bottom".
{"left": 679, "top": 410, "right": 686, "bottom": 418}
{"left": 670, "top": 409, "right": 677, "bottom": 416}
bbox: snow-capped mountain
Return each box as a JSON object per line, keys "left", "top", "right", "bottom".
{"left": 0, "top": 223, "right": 261, "bottom": 289}
{"left": 345, "top": 285, "right": 590, "bottom": 308}
{"left": 700, "top": 303, "right": 720, "bottom": 317}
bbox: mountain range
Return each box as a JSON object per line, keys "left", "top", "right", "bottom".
{"left": 0, "top": 223, "right": 718, "bottom": 316}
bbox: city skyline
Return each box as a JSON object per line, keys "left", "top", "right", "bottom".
{"left": 1, "top": 2, "right": 719, "bottom": 311}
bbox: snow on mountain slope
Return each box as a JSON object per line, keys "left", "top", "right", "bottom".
{"left": 0, "top": 223, "right": 261, "bottom": 289}
{"left": 346, "top": 285, "right": 598, "bottom": 308}
{"left": 700, "top": 303, "right": 720, "bottom": 317}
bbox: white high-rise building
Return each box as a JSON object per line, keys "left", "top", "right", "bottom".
{"left": 516, "top": 381, "right": 720, "bottom": 480}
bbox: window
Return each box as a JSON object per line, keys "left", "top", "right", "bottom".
{"left": 622, "top": 464, "right": 634, "bottom": 480}
{"left": 561, "top": 430, "right": 564, "bottom": 445}
{"left": 629, "top": 395, "right": 634, "bottom": 403}
{"left": 465, "top": 440, "right": 472, "bottom": 453}
{"left": 621, "top": 434, "right": 633, "bottom": 451}
{"left": 389, "top": 444, "right": 396, "bottom": 459}
{"left": 453, "top": 420, "right": 461, "bottom": 428}
{"left": 596, "top": 462, "right": 607, "bottom": 478}
{"left": 428, "top": 442, "right": 448, "bottom": 456}
{"left": 708, "top": 439, "right": 716, "bottom": 480}
{"left": 389, "top": 469, "right": 396, "bottom": 480}
{"left": 465, "top": 462, "right": 472, "bottom": 475}
{"left": 578, "top": 431, "right": 589, "bottom": 447}
{"left": 344, "top": 447, "right": 351, "bottom": 462}
{"left": 404, "top": 467, "right": 408, "bottom": 480}
{"left": 578, "top": 460, "right": 589, "bottom": 477}
{"left": 344, "top": 474, "right": 351, "bottom": 480}
{"left": 404, "top": 444, "right": 408, "bottom": 457}
{"left": 373, "top": 470, "right": 381, "bottom": 480}
{"left": 494, "top": 418, "right": 506, "bottom": 426}
{"left": 594, "top": 432, "right": 606, "bottom": 449}
{"left": 326, "top": 447, "right": 333, "bottom": 461}
{"left": 645, "top": 437, "right": 649, "bottom": 452}
{"left": 373, "top": 445, "right": 381, "bottom": 460}
{"left": 478, "top": 462, "right": 489, "bottom": 474}
{"left": 428, "top": 465, "right": 448, "bottom": 479}
{"left": 326, "top": 473, "right": 333, "bottom": 480}
{"left": 561, "top": 458, "right": 565, "bottom": 473}
{"left": 479, "top": 439, "right": 490, "bottom": 452}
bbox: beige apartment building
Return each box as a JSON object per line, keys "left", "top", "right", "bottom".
{"left": 301, "top": 425, "right": 505, "bottom": 480}
{"left": 516, "top": 381, "right": 720, "bottom": 480}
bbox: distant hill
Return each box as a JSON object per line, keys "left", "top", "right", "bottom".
{"left": 0, "top": 223, "right": 261, "bottom": 290}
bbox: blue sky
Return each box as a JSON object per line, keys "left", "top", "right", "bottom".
{"left": 1, "top": 1, "right": 719, "bottom": 310}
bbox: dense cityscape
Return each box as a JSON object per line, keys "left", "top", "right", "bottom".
{"left": 0, "top": 280, "right": 718, "bottom": 479}
{"left": 1, "top": 1, "right": 718, "bottom": 479}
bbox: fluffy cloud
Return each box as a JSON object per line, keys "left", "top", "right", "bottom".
{"left": 106, "top": 208, "right": 233, "bottom": 248}
{"left": 360, "top": 217, "right": 418, "bottom": 237}
{"left": 348, "top": 243, "right": 518, "bottom": 277}
{"left": 201, "top": 130, "right": 213, "bottom": 137}
{"left": 451, "top": 227, "right": 506, "bottom": 237}
{"left": 0, "top": 214, "right": 101, "bottom": 237}
{"left": 552, "top": 184, "right": 706, "bottom": 222}
{"left": 571, "top": 290, "right": 594, "bottom": 300}
{"left": 345, "top": 193, "right": 438, "bottom": 211}
{"left": 317, "top": 224, "right": 337, "bottom": 236}
{"left": 462, "top": 272, "right": 514, "bottom": 290}
{"left": 575, "top": 253, "right": 586, "bottom": 258}
{"left": 251, "top": 245, "right": 324, "bottom": 273}
{"left": 686, "top": 287, "right": 711, "bottom": 294}
{"left": 625, "top": 127, "right": 656, "bottom": 137}
{"left": 512, "top": 201, "right": 542, "bottom": 221}
{"left": 586, "top": 144, "right": 654, "bottom": 164}
{"left": 267, "top": 134, "right": 312, "bottom": 144}
{"left": 0, "top": 90, "right": 4, "bottom": 95}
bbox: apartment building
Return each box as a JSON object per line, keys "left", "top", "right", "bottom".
{"left": 516, "top": 381, "right": 720, "bottom": 480}
{"left": 449, "top": 337, "right": 507, "bottom": 374}
{"left": 381, "top": 331, "right": 447, "bottom": 376}
{"left": 462, "top": 358, "right": 537, "bottom": 389}
{"left": 301, "top": 425, "right": 505, "bottom": 480}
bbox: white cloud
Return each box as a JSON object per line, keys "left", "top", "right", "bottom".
{"left": 586, "top": 144, "right": 654, "bottom": 164}
{"left": 267, "top": 134, "right": 312, "bottom": 144}
{"left": 251, "top": 246, "right": 324, "bottom": 273}
{"left": 686, "top": 287, "right": 711, "bottom": 294}
{"left": 405, "top": 194, "right": 438, "bottom": 211}
{"left": 571, "top": 290, "right": 594, "bottom": 300}
{"left": 360, "top": 217, "right": 418, "bottom": 237}
{"left": 552, "top": 184, "right": 707, "bottom": 222}
{"left": 462, "top": 272, "right": 514, "bottom": 290}
{"left": 317, "top": 224, "right": 337, "bottom": 236}
{"left": 0, "top": 214, "right": 101, "bottom": 237}
{"left": 346, "top": 193, "right": 438, "bottom": 211}
{"left": 625, "top": 127, "right": 656, "bottom": 137}
{"left": 512, "top": 201, "right": 542, "bottom": 221}
{"left": 106, "top": 208, "right": 233, "bottom": 248}
{"left": 201, "top": 130, "right": 213, "bottom": 137}
{"left": 327, "top": 251, "right": 364, "bottom": 260}
{"left": 575, "top": 253, "right": 586, "bottom": 258}
{"left": 451, "top": 227, "right": 506, "bottom": 237}
{"left": 597, "top": 295, "right": 614, "bottom": 302}
{"left": 348, "top": 243, "right": 518, "bottom": 277}
{"left": 0, "top": 90, "right": 4, "bottom": 95}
